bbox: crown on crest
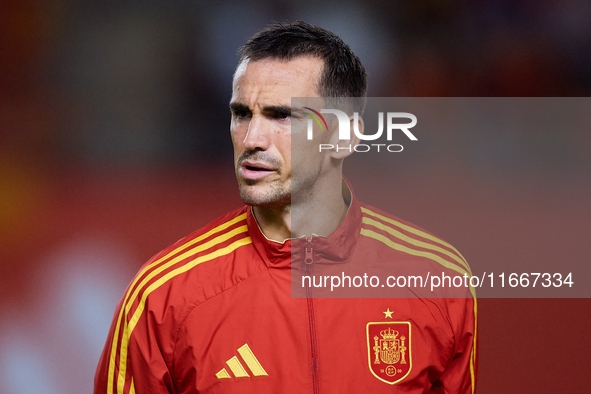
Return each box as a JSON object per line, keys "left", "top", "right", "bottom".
{"left": 380, "top": 327, "right": 399, "bottom": 341}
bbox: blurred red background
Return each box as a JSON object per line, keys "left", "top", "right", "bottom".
{"left": 1, "top": 1, "right": 590, "bottom": 393}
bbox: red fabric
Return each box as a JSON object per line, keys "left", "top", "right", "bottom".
{"left": 94, "top": 188, "right": 477, "bottom": 393}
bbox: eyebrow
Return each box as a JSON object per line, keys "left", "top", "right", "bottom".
{"left": 229, "top": 102, "right": 304, "bottom": 117}
{"left": 263, "top": 104, "right": 292, "bottom": 114}
{"left": 229, "top": 102, "right": 249, "bottom": 113}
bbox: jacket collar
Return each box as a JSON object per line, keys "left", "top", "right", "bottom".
{"left": 246, "top": 178, "right": 362, "bottom": 268}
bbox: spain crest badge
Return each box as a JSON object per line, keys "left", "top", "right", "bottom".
{"left": 366, "top": 322, "right": 412, "bottom": 384}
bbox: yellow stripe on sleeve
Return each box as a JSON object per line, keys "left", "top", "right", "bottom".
{"left": 362, "top": 216, "right": 472, "bottom": 276}
{"left": 471, "top": 298, "right": 477, "bottom": 394}
{"left": 360, "top": 228, "right": 475, "bottom": 299}
{"left": 361, "top": 207, "right": 471, "bottom": 274}
{"left": 117, "top": 236, "right": 252, "bottom": 394}
{"left": 107, "top": 213, "right": 247, "bottom": 394}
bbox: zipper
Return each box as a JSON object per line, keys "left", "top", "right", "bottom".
{"left": 305, "top": 236, "right": 314, "bottom": 265}
{"left": 304, "top": 237, "right": 319, "bottom": 393}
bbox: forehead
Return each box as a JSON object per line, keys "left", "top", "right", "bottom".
{"left": 231, "top": 57, "right": 324, "bottom": 105}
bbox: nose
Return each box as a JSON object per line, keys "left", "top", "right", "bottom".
{"left": 243, "top": 116, "right": 270, "bottom": 151}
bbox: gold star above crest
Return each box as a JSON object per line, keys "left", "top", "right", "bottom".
{"left": 383, "top": 308, "right": 394, "bottom": 319}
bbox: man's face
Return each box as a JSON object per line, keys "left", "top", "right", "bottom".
{"left": 230, "top": 56, "right": 325, "bottom": 207}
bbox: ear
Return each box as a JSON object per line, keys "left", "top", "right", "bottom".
{"left": 328, "top": 114, "right": 364, "bottom": 159}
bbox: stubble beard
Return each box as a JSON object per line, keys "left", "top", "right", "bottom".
{"left": 238, "top": 179, "right": 291, "bottom": 208}
{"left": 236, "top": 167, "right": 321, "bottom": 209}
{"left": 235, "top": 148, "right": 322, "bottom": 208}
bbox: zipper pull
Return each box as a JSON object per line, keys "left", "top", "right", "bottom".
{"left": 305, "top": 237, "right": 314, "bottom": 265}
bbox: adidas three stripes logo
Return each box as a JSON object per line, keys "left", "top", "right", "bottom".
{"left": 216, "top": 344, "right": 268, "bottom": 379}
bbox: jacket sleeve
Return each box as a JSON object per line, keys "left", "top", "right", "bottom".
{"left": 437, "top": 296, "right": 478, "bottom": 393}
{"left": 94, "top": 290, "right": 175, "bottom": 394}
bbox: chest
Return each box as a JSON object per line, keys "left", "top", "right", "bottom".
{"left": 171, "top": 272, "right": 454, "bottom": 393}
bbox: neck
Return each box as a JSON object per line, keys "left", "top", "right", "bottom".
{"left": 253, "top": 176, "right": 349, "bottom": 242}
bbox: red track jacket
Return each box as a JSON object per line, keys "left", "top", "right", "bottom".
{"left": 95, "top": 187, "right": 477, "bottom": 393}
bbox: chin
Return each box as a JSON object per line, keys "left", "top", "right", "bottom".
{"left": 238, "top": 184, "right": 290, "bottom": 207}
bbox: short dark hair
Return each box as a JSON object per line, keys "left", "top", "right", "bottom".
{"left": 238, "top": 21, "right": 367, "bottom": 112}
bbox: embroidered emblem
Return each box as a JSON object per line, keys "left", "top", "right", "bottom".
{"left": 367, "top": 322, "right": 412, "bottom": 384}
{"left": 216, "top": 344, "right": 268, "bottom": 379}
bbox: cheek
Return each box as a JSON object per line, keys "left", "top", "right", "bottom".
{"left": 230, "top": 125, "right": 244, "bottom": 148}
{"left": 279, "top": 136, "right": 292, "bottom": 164}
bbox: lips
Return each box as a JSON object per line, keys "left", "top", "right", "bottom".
{"left": 239, "top": 160, "right": 276, "bottom": 180}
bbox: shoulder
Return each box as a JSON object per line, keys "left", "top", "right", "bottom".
{"left": 128, "top": 206, "right": 259, "bottom": 316}
{"left": 357, "top": 203, "right": 476, "bottom": 366}
{"left": 357, "top": 202, "right": 471, "bottom": 277}
{"left": 143, "top": 206, "right": 250, "bottom": 267}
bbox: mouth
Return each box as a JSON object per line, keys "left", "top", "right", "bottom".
{"left": 239, "top": 160, "right": 276, "bottom": 180}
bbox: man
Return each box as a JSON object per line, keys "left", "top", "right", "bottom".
{"left": 95, "top": 21, "right": 476, "bottom": 393}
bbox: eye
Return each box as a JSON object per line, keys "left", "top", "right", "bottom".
{"left": 231, "top": 106, "right": 252, "bottom": 120}
{"left": 274, "top": 110, "right": 291, "bottom": 120}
